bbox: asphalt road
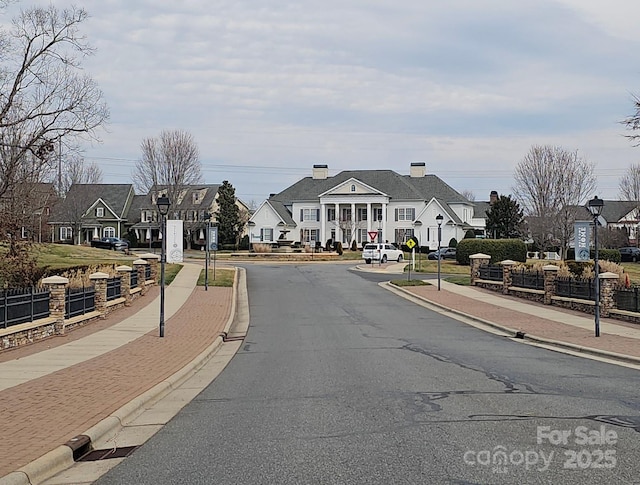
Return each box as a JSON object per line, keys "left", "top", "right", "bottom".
{"left": 97, "top": 263, "right": 640, "bottom": 485}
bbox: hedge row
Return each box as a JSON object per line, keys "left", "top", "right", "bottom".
{"left": 456, "top": 239, "right": 527, "bottom": 265}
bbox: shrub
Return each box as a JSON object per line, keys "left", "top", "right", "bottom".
{"left": 351, "top": 240, "right": 358, "bottom": 251}
{"left": 335, "top": 241, "right": 343, "bottom": 255}
{"left": 325, "top": 239, "right": 333, "bottom": 250}
{"left": 448, "top": 238, "right": 458, "bottom": 248}
{"left": 456, "top": 238, "right": 527, "bottom": 265}
{"left": 239, "top": 235, "right": 250, "bottom": 250}
{"left": 252, "top": 243, "right": 272, "bottom": 253}
{"left": 464, "top": 230, "right": 476, "bottom": 239}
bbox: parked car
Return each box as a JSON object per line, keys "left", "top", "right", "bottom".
{"left": 619, "top": 247, "right": 640, "bottom": 262}
{"left": 427, "top": 247, "right": 457, "bottom": 260}
{"left": 362, "top": 243, "right": 404, "bottom": 264}
{"left": 90, "top": 237, "right": 129, "bottom": 251}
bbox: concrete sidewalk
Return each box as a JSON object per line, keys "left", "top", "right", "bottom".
{"left": 392, "top": 277, "right": 640, "bottom": 365}
{"left": 0, "top": 263, "right": 238, "bottom": 483}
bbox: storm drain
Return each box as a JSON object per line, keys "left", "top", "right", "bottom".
{"left": 78, "top": 446, "right": 139, "bottom": 462}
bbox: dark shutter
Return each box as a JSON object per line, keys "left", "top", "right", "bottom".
{"left": 300, "top": 209, "right": 303, "bottom": 222}
{"left": 316, "top": 209, "right": 320, "bottom": 221}
{"left": 395, "top": 208, "right": 399, "bottom": 221}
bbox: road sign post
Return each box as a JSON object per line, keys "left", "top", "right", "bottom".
{"left": 368, "top": 231, "right": 378, "bottom": 242}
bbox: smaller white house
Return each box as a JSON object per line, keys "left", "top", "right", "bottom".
{"left": 249, "top": 163, "right": 487, "bottom": 249}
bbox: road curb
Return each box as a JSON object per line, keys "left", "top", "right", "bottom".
{"left": 383, "top": 282, "right": 640, "bottom": 366}
{"left": 0, "top": 269, "right": 244, "bottom": 485}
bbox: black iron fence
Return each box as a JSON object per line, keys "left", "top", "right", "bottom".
{"left": 614, "top": 287, "right": 640, "bottom": 313}
{"left": 478, "top": 265, "right": 503, "bottom": 281}
{"left": 145, "top": 265, "right": 151, "bottom": 280}
{"left": 130, "top": 270, "right": 138, "bottom": 289}
{"left": 555, "top": 277, "right": 595, "bottom": 300}
{"left": 65, "top": 286, "right": 96, "bottom": 319}
{"left": 510, "top": 269, "right": 545, "bottom": 290}
{"left": 0, "top": 288, "right": 50, "bottom": 329}
{"left": 106, "top": 277, "right": 122, "bottom": 301}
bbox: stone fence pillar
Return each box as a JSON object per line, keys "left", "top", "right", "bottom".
{"left": 470, "top": 253, "right": 491, "bottom": 285}
{"left": 542, "top": 265, "right": 559, "bottom": 305}
{"left": 599, "top": 272, "right": 620, "bottom": 317}
{"left": 90, "top": 272, "right": 109, "bottom": 318}
{"left": 133, "top": 259, "right": 149, "bottom": 295}
{"left": 501, "top": 260, "right": 516, "bottom": 295}
{"left": 117, "top": 265, "right": 132, "bottom": 306}
{"left": 140, "top": 253, "right": 160, "bottom": 284}
{"left": 42, "top": 275, "right": 68, "bottom": 334}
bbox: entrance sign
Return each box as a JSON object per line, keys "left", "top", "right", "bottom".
{"left": 574, "top": 221, "right": 590, "bottom": 261}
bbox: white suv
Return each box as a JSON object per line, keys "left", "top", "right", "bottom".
{"left": 362, "top": 243, "right": 404, "bottom": 264}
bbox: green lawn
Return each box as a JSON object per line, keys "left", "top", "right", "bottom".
{"left": 197, "top": 268, "right": 235, "bottom": 287}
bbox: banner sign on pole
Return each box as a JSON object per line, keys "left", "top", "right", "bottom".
{"left": 574, "top": 221, "right": 590, "bottom": 261}
{"left": 166, "top": 219, "right": 184, "bottom": 263}
{"left": 209, "top": 226, "right": 218, "bottom": 251}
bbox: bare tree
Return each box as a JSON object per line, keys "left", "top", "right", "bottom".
{"left": 622, "top": 94, "right": 640, "bottom": 146}
{"left": 0, "top": 5, "right": 108, "bottom": 202}
{"left": 619, "top": 163, "right": 640, "bottom": 200}
{"left": 513, "top": 145, "right": 596, "bottom": 258}
{"left": 133, "top": 129, "right": 202, "bottom": 203}
{"left": 58, "top": 154, "right": 103, "bottom": 196}
{"left": 461, "top": 189, "right": 475, "bottom": 202}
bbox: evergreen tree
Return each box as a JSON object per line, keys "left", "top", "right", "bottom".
{"left": 485, "top": 194, "right": 525, "bottom": 239}
{"left": 215, "top": 180, "right": 240, "bottom": 247}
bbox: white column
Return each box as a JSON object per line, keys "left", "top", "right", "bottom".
{"left": 351, "top": 202, "right": 356, "bottom": 245}
{"left": 93, "top": 227, "right": 99, "bottom": 239}
{"left": 367, "top": 202, "right": 371, "bottom": 233}
{"left": 382, "top": 202, "right": 388, "bottom": 242}
{"left": 320, "top": 203, "right": 326, "bottom": 247}
{"left": 335, "top": 202, "right": 339, "bottom": 242}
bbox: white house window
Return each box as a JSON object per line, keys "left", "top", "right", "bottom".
{"left": 327, "top": 208, "right": 336, "bottom": 221}
{"left": 373, "top": 208, "right": 383, "bottom": 221}
{"left": 341, "top": 208, "right": 352, "bottom": 221}
{"left": 358, "top": 229, "right": 368, "bottom": 243}
{"left": 350, "top": 184, "right": 356, "bottom": 192}
{"left": 301, "top": 208, "right": 319, "bottom": 222}
{"left": 302, "top": 228, "right": 319, "bottom": 243}
{"left": 103, "top": 226, "right": 115, "bottom": 238}
{"left": 261, "top": 228, "right": 274, "bottom": 241}
{"left": 96, "top": 207, "right": 104, "bottom": 217}
{"left": 357, "top": 208, "right": 367, "bottom": 222}
{"left": 395, "top": 207, "right": 415, "bottom": 221}
{"left": 395, "top": 228, "right": 414, "bottom": 243}
{"left": 60, "top": 227, "right": 72, "bottom": 240}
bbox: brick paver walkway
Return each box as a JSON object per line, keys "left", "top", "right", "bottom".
{"left": 0, "top": 286, "right": 232, "bottom": 477}
{"left": 403, "top": 284, "right": 640, "bottom": 359}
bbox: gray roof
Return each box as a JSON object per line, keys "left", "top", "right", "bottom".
{"left": 49, "top": 184, "right": 134, "bottom": 222}
{"left": 267, "top": 199, "right": 296, "bottom": 226}
{"left": 575, "top": 200, "right": 640, "bottom": 223}
{"left": 270, "top": 170, "right": 470, "bottom": 204}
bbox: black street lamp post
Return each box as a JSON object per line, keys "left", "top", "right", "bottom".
{"left": 156, "top": 195, "right": 171, "bottom": 338}
{"left": 436, "top": 214, "right": 443, "bottom": 291}
{"left": 587, "top": 196, "right": 604, "bottom": 337}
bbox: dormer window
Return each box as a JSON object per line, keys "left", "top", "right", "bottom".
{"left": 96, "top": 207, "right": 104, "bottom": 217}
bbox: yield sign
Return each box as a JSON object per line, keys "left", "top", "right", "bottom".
{"left": 368, "top": 231, "right": 378, "bottom": 241}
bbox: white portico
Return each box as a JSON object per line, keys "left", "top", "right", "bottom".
{"left": 318, "top": 178, "right": 390, "bottom": 246}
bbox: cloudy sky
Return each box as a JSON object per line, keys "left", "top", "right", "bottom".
{"left": 10, "top": 0, "right": 640, "bottom": 205}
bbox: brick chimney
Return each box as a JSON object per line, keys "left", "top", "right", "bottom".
{"left": 490, "top": 190, "right": 498, "bottom": 205}
{"left": 312, "top": 164, "right": 328, "bottom": 180}
{"left": 410, "top": 162, "right": 426, "bottom": 178}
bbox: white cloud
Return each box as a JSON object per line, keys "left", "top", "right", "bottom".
{"left": 6, "top": 0, "right": 640, "bottom": 202}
